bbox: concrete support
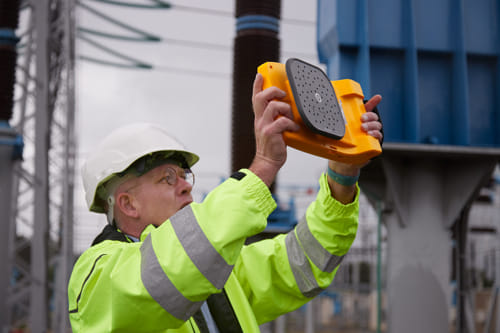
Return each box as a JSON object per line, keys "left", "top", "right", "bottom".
{"left": 385, "top": 158, "right": 497, "bottom": 332}
{"left": 359, "top": 143, "right": 500, "bottom": 333}
{"left": 384, "top": 159, "right": 451, "bottom": 332}
{"left": 305, "top": 300, "right": 314, "bottom": 333}
{"left": 274, "top": 315, "right": 285, "bottom": 333}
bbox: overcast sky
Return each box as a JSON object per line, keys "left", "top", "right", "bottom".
{"left": 72, "top": 0, "right": 379, "bottom": 253}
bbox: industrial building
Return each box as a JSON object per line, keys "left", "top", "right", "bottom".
{"left": 0, "top": 0, "right": 498, "bottom": 332}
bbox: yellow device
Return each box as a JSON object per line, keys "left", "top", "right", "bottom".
{"left": 258, "top": 58, "right": 381, "bottom": 165}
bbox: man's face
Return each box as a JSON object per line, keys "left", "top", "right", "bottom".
{"left": 124, "top": 163, "right": 194, "bottom": 226}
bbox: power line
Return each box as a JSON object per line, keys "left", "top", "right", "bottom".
{"left": 75, "top": 1, "right": 318, "bottom": 71}
{"left": 79, "top": 55, "right": 152, "bottom": 69}
{"left": 76, "top": 0, "right": 162, "bottom": 69}
{"left": 161, "top": 37, "right": 230, "bottom": 51}
{"left": 169, "top": 3, "right": 232, "bottom": 18}
{"left": 159, "top": 36, "right": 317, "bottom": 59}
{"left": 77, "top": 0, "right": 161, "bottom": 41}
{"left": 77, "top": 34, "right": 152, "bottom": 69}
{"left": 153, "top": 65, "right": 230, "bottom": 79}
{"left": 169, "top": 3, "right": 315, "bottom": 26}
{"left": 78, "top": 27, "right": 159, "bottom": 42}
{"left": 84, "top": 0, "right": 171, "bottom": 9}
{"left": 282, "top": 17, "right": 315, "bottom": 26}
{"left": 82, "top": 0, "right": 315, "bottom": 27}
{"left": 77, "top": 31, "right": 316, "bottom": 71}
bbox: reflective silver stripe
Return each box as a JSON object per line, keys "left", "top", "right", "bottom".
{"left": 170, "top": 205, "right": 232, "bottom": 289}
{"left": 140, "top": 235, "right": 203, "bottom": 321}
{"left": 285, "top": 231, "right": 322, "bottom": 298}
{"left": 295, "top": 218, "right": 344, "bottom": 273}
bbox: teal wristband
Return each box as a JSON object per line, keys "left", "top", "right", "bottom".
{"left": 327, "top": 167, "right": 359, "bottom": 186}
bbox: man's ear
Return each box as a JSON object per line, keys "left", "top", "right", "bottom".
{"left": 116, "top": 192, "right": 140, "bottom": 218}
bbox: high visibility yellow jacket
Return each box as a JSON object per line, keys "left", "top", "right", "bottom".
{"left": 68, "top": 169, "right": 359, "bottom": 332}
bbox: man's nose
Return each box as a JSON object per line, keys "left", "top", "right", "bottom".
{"left": 176, "top": 176, "right": 193, "bottom": 194}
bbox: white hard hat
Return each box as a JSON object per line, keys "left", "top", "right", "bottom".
{"left": 82, "top": 123, "right": 199, "bottom": 214}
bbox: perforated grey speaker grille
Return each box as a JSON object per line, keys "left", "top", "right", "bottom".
{"left": 286, "top": 58, "right": 345, "bottom": 139}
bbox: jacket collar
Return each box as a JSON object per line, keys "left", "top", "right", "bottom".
{"left": 140, "top": 224, "right": 157, "bottom": 242}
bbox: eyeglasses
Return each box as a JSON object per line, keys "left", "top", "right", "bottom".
{"left": 162, "top": 166, "right": 195, "bottom": 187}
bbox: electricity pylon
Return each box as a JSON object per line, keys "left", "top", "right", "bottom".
{"left": 3, "top": 0, "right": 76, "bottom": 332}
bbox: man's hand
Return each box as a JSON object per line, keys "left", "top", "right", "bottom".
{"left": 361, "top": 94, "right": 383, "bottom": 141}
{"left": 249, "top": 73, "right": 300, "bottom": 187}
{"left": 327, "top": 94, "right": 383, "bottom": 203}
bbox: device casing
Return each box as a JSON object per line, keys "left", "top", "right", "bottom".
{"left": 258, "top": 59, "right": 382, "bottom": 165}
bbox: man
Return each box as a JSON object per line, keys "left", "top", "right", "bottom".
{"left": 68, "top": 73, "right": 383, "bottom": 332}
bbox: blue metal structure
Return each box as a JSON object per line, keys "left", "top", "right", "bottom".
{"left": 204, "top": 182, "right": 297, "bottom": 233}
{"left": 317, "top": 2, "right": 500, "bottom": 332}
{"left": 266, "top": 195, "right": 297, "bottom": 233}
{"left": 318, "top": 0, "right": 500, "bottom": 147}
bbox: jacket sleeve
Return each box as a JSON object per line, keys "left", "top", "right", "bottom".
{"left": 233, "top": 172, "right": 359, "bottom": 325}
{"left": 68, "top": 169, "right": 276, "bottom": 332}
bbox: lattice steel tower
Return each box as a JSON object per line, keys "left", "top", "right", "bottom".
{"left": 1, "top": 0, "right": 76, "bottom": 332}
